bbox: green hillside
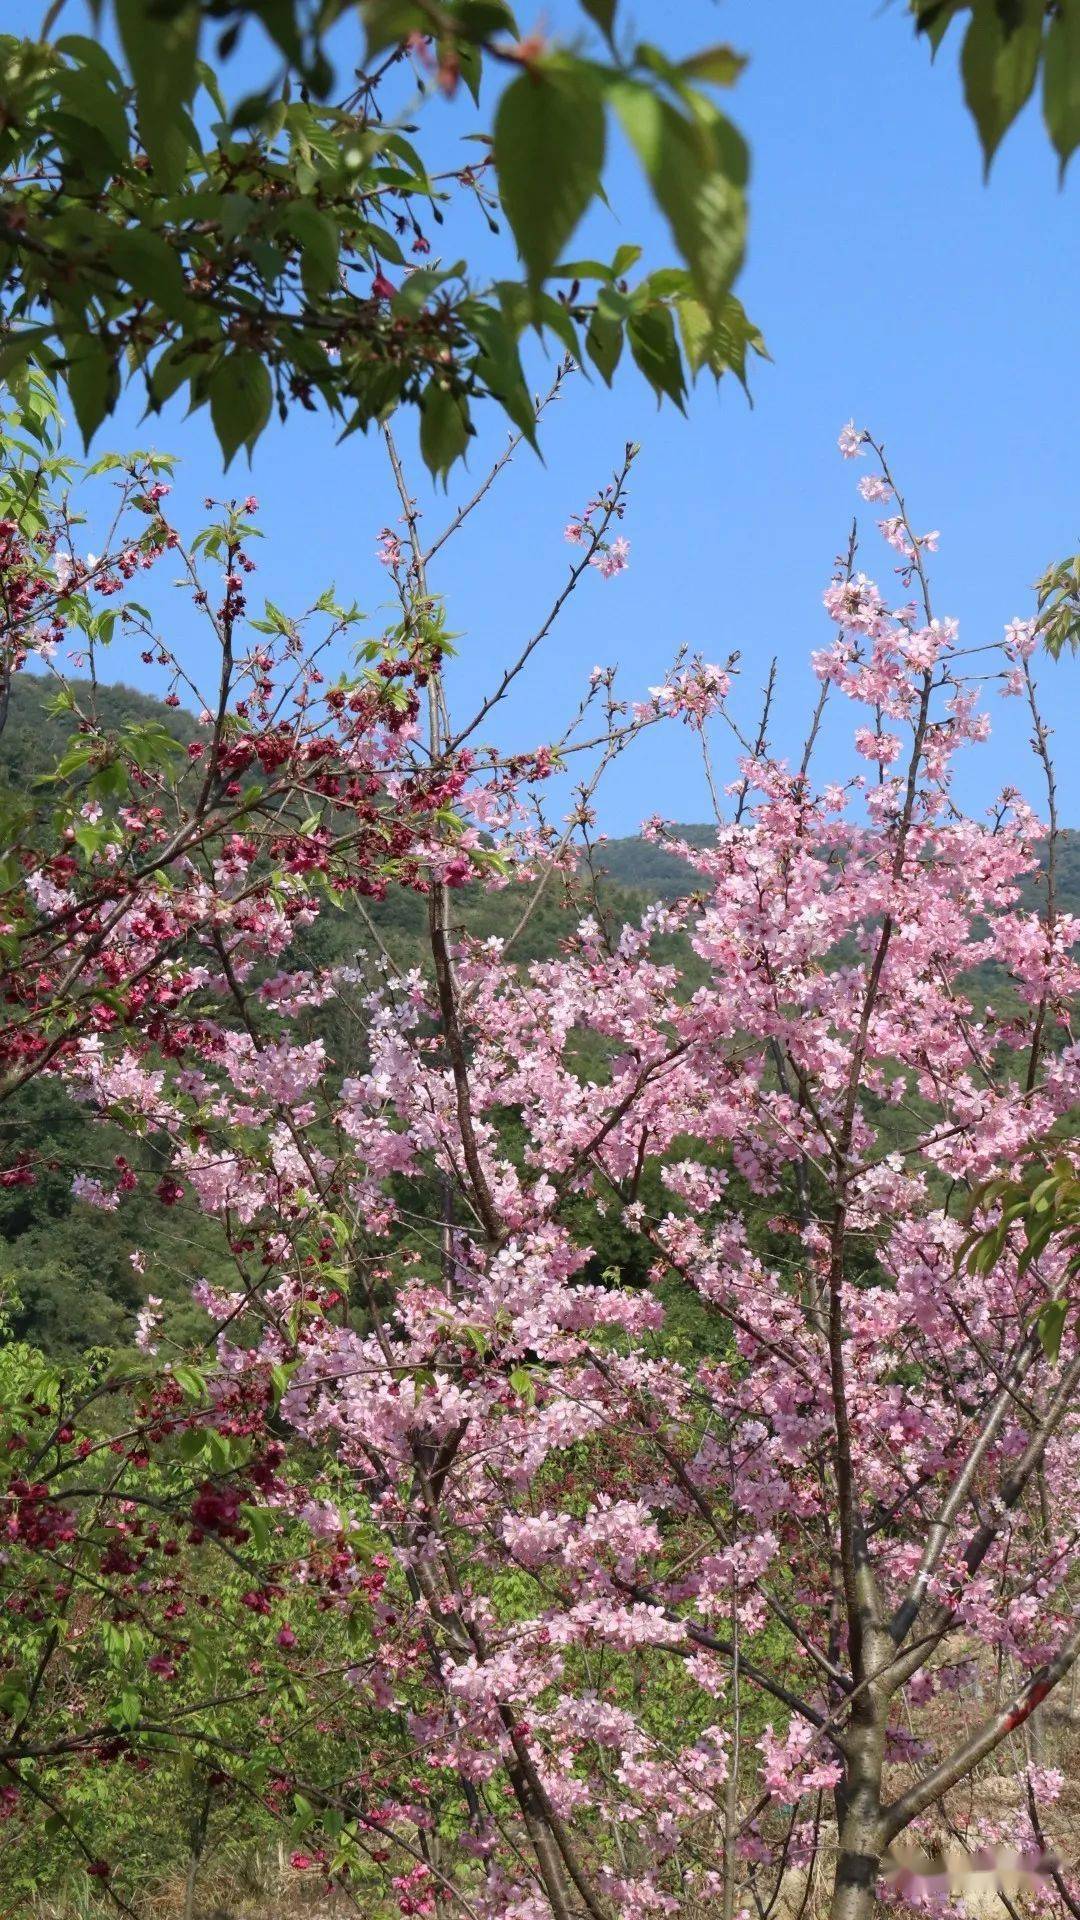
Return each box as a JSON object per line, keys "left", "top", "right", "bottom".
{"left": 592, "top": 814, "right": 1076, "bottom": 915}
{"left": 8, "top": 672, "right": 1071, "bottom": 915}
{"left": 0, "top": 673, "right": 656, "bottom": 963}
{"left": 0, "top": 670, "right": 196, "bottom": 793}
{"left": 586, "top": 822, "right": 716, "bottom": 898}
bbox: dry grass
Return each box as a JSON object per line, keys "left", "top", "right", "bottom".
{"left": 24, "top": 1665, "right": 1080, "bottom": 1919}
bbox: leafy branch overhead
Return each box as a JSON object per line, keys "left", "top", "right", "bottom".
{"left": 911, "top": 0, "right": 1080, "bottom": 173}
{"left": 0, "top": 0, "right": 767, "bottom": 471}
{"left": 1034, "top": 545, "right": 1080, "bottom": 657}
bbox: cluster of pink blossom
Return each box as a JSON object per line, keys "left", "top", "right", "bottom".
{"left": 647, "top": 657, "right": 731, "bottom": 724}
{"left": 564, "top": 482, "right": 630, "bottom": 577}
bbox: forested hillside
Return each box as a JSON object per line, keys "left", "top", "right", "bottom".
{"left": 594, "top": 801, "right": 1080, "bottom": 912}
{"left": 14, "top": 673, "right": 1073, "bottom": 910}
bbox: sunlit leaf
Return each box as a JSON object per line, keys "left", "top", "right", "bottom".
{"left": 494, "top": 60, "right": 606, "bottom": 289}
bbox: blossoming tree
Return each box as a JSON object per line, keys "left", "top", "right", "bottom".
{"left": 3, "top": 402, "right": 1080, "bottom": 1920}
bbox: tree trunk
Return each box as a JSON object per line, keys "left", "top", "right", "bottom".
{"left": 830, "top": 1833, "right": 884, "bottom": 1920}
{"left": 829, "top": 1705, "right": 887, "bottom": 1920}
{"left": 183, "top": 1779, "right": 212, "bottom": 1920}
{"left": 182, "top": 1848, "right": 201, "bottom": 1920}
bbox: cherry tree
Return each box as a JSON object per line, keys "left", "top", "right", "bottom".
{"left": 0, "top": 376, "right": 670, "bottom": 1906}
{"left": 3, "top": 406, "right": 1080, "bottom": 1920}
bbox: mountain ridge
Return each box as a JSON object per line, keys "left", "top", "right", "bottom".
{"left": 2, "top": 672, "right": 1075, "bottom": 917}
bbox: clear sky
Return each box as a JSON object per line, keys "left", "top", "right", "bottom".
{"left": 11, "top": 0, "right": 1080, "bottom": 832}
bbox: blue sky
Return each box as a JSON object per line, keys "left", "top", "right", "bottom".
{"left": 12, "top": 0, "right": 1080, "bottom": 832}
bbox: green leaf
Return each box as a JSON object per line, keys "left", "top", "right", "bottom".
{"left": 677, "top": 289, "right": 768, "bottom": 393}
{"left": 115, "top": 0, "right": 200, "bottom": 187}
{"left": 494, "top": 60, "right": 606, "bottom": 288}
{"left": 584, "top": 308, "right": 623, "bottom": 384}
{"left": 106, "top": 229, "right": 189, "bottom": 318}
{"left": 284, "top": 202, "right": 341, "bottom": 296}
{"left": 243, "top": 1504, "right": 273, "bottom": 1551}
{"left": 173, "top": 1364, "right": 206, "bottom": 1401}
{"left": 54, "top": 36, "right": 125, "bottom": 87}
{"left": 209, "top": 352, "right": 272, "bottom": 467}
{"left": 145, "top": 112, "right": 201, "bottom": 194}
{"left": 392, "top": 265, "right": 457, "bottom": 317}
{"left": 580, "top": 0, "right": 617, "bottom": 41}
{"left": 472, "top": 314, "right": 538, "bottom": 445}
{"left": 530, "top": 290, "right": 579, "bottom": 362}
{"left": 64, "top": 337, "right": 118, "bottom": 448}
{"left": 248, "top": 239, "right": 286, "bottom": 286}
{"left": 1038, "top": 1298, "right": 1069, "bottom": 1364}
{"left": 420, "top": 382, "right": 470, "bottom": 480}
{"left": 627, "top": 305, "right": 686, "bottom": 408}
{"left": 678, "top": 44, "right": 747, "bottom": 87}
{"left": 912, "top": 1, "right": 968, "bottom": 55}
{"left": 0, "top": 328, "right": 52, "bottom": 388}
{"left": 552, "top": 256, "right": 618, "bottom": 281}
{"left": 644, "top": 266, "right": 691, "bottom": 298}
{"left": 218, "top": 193, "right": 259, "bottom": 241}
{"left": 961, "top": 0, "right": 1043, "bottom": 172}
{"left": 456, "top": 0, "right": 519, "bottom": 32}
{"left": 0, "top": 1677, "right": 30, "bottom": 1719}
{"left": 73, "top": 819, "right": 107, "bottom": 857}
{"left": 117, "top": 1687, "right": 141, "bottom": 1728}
{"left": 612, "top": 81, "right": 746, "bottom": 314}
{"left": 362, "top": 0, "right": 428, "bottom": 57}
{"left": 1019, "top": 1212, "right": 1056, "bottom": 1274}
{"left": 612, "top": 242, "right": 643, "bottom": 277}
{"left": 147, "top": 340, "right": 200, "bottom": 412}
{"left": 457, "top": 37, "right": 484, "bottom": 105}
{"left": 1044, "top": 0, "right": 1080, "bottom": 174}
{"left": 675, "top": 294, "right": 712, "bottom": 377}
{"left": 52, "top": 65, "right": 131, "bottom": 168}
